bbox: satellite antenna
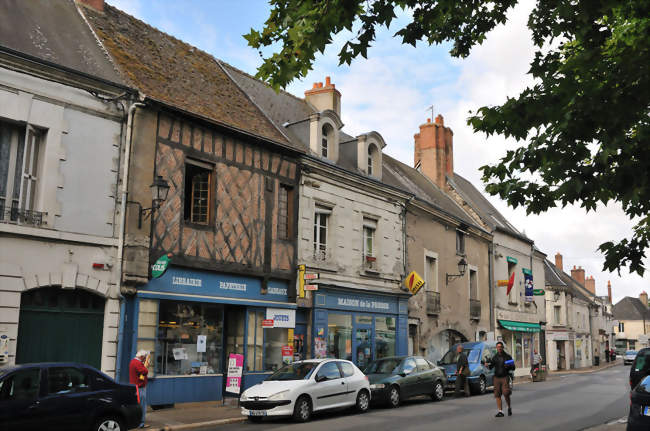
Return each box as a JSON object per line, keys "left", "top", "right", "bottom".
{"left": 426, "top": 104, "right": 434, "bottom": 120}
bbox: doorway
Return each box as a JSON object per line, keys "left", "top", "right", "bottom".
{"left": 556, "top": 341, "right": 566, "bottom": 370}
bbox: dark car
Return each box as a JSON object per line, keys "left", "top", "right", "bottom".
{"left": 364, "top": 356, "right": 447, "bottom": 407}
{"left": 628, "top": 374, "right": 650, "bottom": 431}
{"left": 630, "top": 348, "right": 650, "bottom": 390}
{"left": 0, "top": 362, "right": 141, "bottom": 431}
{"left": 438, "top": 341, "right": 514, "bottom": 395}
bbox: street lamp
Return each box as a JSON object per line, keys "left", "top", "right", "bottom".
{"left": 446, "top": 257, "right": 468, "bottom": 285}
{"left": 128, "top": 175, "right": 170, "bottom": 228}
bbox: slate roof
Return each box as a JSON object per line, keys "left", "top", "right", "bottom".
{"left": 544, "top": 259, "right": 567, "bottom": 287}
{"left": 449, "top": 173, "right": 531, "bottom": 242}
{"left": 556, "top": 268, "right": 594, "bottom": 303}
{"left": 80, "top": 3, "right": 294, "bottom": 149}
{"left": 0, "top": 0, "right": 123, "bottom": 84}
{"left": 613, "top": 297, "right": 650, "bottom": 321}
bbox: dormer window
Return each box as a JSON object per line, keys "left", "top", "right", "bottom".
{"left": 321, "top": 124, "right": 333, "bottom": 158}
{"left": 367, "top": 147, "right": 373, "bottom": 176}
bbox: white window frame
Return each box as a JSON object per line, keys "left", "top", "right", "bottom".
{"left": 468, "top": 265, "right": 478, "bottom": 300}
{"left": 314, "top": 205, "right": 331, "bottom": 259}
{"left": 423, "top": 250, "right": 438, "bottom": 293}
{"left": 554, "top": 305, "right": 561, "bottom": 325}
{"left": 367, "top": 146, "right": 373, "bottom": 176}
{"left": 362, "top": 217, "right": 377, "bottom": 259}
{"left": 456, "top": 229, "right": 466, "bottom": 255}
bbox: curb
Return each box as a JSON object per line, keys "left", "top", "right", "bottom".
{"left": 150, "top": 416, "right": 248, "bottom": 431}
{"left": 548, "top": 360, "right": 620, "bottom": 377}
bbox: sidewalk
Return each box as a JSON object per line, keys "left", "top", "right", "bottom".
{"left": 147, "top": 400, "right": 246, "bottom": 431}
{"left": 548, "top": 358, "right": 621, "bottom": 377}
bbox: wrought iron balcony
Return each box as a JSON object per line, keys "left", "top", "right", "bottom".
{"left": 426, "top": 291, "right": 441, "bottom": 315}
{"left": 0, "top": 206, "right": 46, "bottom": 227}
{"left": 312, "top": 245, "right": 331, "bottom": 262}
{"left": 470, "top": 298, "right": 481, "bottom": 320}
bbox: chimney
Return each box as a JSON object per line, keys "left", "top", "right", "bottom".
{"left": 304, "top": 76, "right": 341, "bottom": 116}
{"left": 413, "top": 114, "right": 454, "bottom": 189}
{"left": 640, "top": 291, "right": 649, "bottom": 308}
{"left": 570, "top": 265, "right": 585, "bottom": 286}
{"left": 76, "top": 0, "right": 104, "bottom": 11}
{"left": 555, "top": 252, "right": 563, "bottom": 271}
{"left": 585, "top": 275, "right": 595, "bottom": 295}
{"left": 607, "top": 280, "right": 612, "bottom": 304}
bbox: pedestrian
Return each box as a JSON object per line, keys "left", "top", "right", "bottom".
{"left": 531, "top": 349, "right": 543, "bottom": 378}
{"left": 454, "top": 344, "right": 470, "bottom": 397}
{"left": 487, "top": 341, "right": 514, "bottom": 417}
{"left": 130, "top": 350, "right": 150, "bottom": 428}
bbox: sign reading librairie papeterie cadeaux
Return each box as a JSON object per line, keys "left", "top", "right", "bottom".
{"left": 225, "top": 353, "right": 244, "bottom": 394}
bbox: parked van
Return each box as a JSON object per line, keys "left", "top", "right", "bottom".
{"left": 438, "top": 341, "right": 514, "bottom": 395}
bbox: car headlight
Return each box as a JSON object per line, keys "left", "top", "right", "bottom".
{"left": 240, "top": 392, "right": 249, "bottom": 401}
{"left": 269, "top": 390, "right": 289, "bottom": 400}
{"left": 370, "top": 384, "right": 385, "bottom": 389}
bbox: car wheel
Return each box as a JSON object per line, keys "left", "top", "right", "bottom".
{"left": 356, "top": 389, "right": 370, "bottom": 413}
{"left": 248, "top": 416, "right": 264, "bottom": 423}
{"left": 93, "top": 416, "right": 124, "bottom": 431}
{"left": 388, "top": 385, "right": 401, "bottom": 408}
{"left": 471, "top": 375, "right": 486, "bottom": 395}
{"left": 292, "top": 395, "right": 312, "bottom": 423}
{"left": 431, "top": 380, "right": 444, "bottom": 401}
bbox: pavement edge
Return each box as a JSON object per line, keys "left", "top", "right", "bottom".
{"left": 150, "top": 416, "right": 248, "bottom": 431}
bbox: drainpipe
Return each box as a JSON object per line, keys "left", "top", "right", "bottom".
{"left": 115, "top": 101, "right": 145, "bottom": 382}
{"left": 488, "top": 242, "right": 494, "bottom": 333}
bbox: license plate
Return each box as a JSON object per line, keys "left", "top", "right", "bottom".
{"left": 643, "top": 406, "right": 650, "bottom": 416}
{"left": 249, "top": 410, "right": 267, "bottom": 416}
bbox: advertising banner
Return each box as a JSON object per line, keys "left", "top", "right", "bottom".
{"left": 225, "top": 353, "right": 244, "bottom": 394}
{"left": 524, "top": 273, "right": 534, "bottom": 302}
{"left": 266, "top": 308, "right": 296, "bottom": 328}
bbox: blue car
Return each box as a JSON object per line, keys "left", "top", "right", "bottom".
{"left": 0, "top": 362, "right": 141, "bottom": 431}
{"left": 437, "top": 341, "right": 514, "bottom": 395}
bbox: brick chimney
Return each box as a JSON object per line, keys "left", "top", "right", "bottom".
{"left": 555, "top": 253, "right": 563, "bottom": 271}
{"left": 304, "top": 76, "right": 341, "bottom": 116}
{"left": 76, "top": 0, "right": 104, "bottom": 11}
{"left": 640, "top": 291, "right": 649, "bottom": 308}
{"left": 571, "top": 265, "right": 585, "bottom": 286}
{"left": 607, "top": 280, "right": 612, "bottom": 304}
{"left": 585, "top": 275, "right": 595, "bottom": 295}
{"left": 414, "top": 114, "right": 454, "bottom": 189}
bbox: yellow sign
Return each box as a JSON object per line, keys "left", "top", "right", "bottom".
{"left": 288, "top": 328, "right": 294, "bottom": 341}
{"left": 298, "top": 264, "right": 306, "bottom": 298}
{"left": 497, "top": 279, "right": 510, "bottom": 287}
{"left": 404, "top": 271, "right": 425, "bottom": 295}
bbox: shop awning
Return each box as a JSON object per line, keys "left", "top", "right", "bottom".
{"left": 498, "top": 320, "right": 541, "bottom": 333}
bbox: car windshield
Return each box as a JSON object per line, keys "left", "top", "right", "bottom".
{"left": 626, "top": 351, "right": 637, "bottom": 355}
{"left": 440, "top": 348, "right": 481, "bottom": 365}
{"left": 266, "top": 363, "right": 317, "bottom": 381}
{"left": 364, "top": 358, "right": 402, "bottom": 374}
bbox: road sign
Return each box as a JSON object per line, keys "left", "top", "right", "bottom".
{"left": 304, "top": 284, "right": 318, "bottom": 291}
{"left": 533, "top": 289, "right": 545, "bottom": 296}
{"left": 404, "top": 271, "right": 425, "bottom": 295}
{"left": 304, "top": 273, "right": 319, "bottom": 280}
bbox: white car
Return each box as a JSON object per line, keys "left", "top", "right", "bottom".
{"left": 240, "top": 359, "right": 371, "bottom": 422}
{"left": 625, "top": 350, "right": 638, "bottom": 365}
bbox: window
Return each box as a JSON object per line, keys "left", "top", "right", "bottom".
{"left": 47, "top": 367, "right": 90, "bottom": 394}
{"left": 0, "top": 368, "right": 40, "bottom": 401}
{"left": 363, "top": 218, "right": 376, "bottom": 260}
{"left": 554, "top": 306, "right": 561, "bottom": 324}
{"left": 184, "top": 159, "right": 212, "bottom": 224}
{"left": 619, "top": 322, "right": 625, "bottom": 332}
{"left": 469, "top": 268, "right": 478, "bottom": 300}
{"left": 415, "top": 357, "right": 430, "bottom": 371}
{"left": 0, "top": 121, "right": 44, "bottom": 221}
{"left": 375, "top": 317, "right": 396, "bottom": 359}
{"left": 154, "top": 300, "right": 223, "bottom": 376}
{"left": 425, "top": 255, "right": 438, "bottom": 292}
{"left": 514, "top": 333, "right": 523, "bottom": 368}
{"left": 316, "top": 362, "right": 341, "bottom": 381}
{"left": 327, "top": 314, "right": 352, "bottom": 360}
{"left": 367, "top": 146, "right": 373, "bottom": 175}
{"left": 338, "top": 361, "right": 355, "bottom": 377}
{"left": 245, "top": 310, "right": 288, "bottom": 373}
{"left": 278, "top": 185, "right": 294, "bottom": 240}
{"left": 401, "top": 358, "right": 417, "bottom": 374}
{"left": 263, "top": 325, "right": 288, "bottom": 373}
{"left": 456, "top": 230, "right": 465, "bottom": 255}
{"left": 314, "top": 206, "right": 330, "bottom": 260}
{"left": 629, "top": 340, "right": 636, "bottom": 351}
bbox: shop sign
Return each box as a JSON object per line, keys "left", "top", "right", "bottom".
{"left": 404, "top": 271, "right": 425, "bottom": 295}
{"left": 304, "top": 284, "right": 318, "bottom": 291}
{"left": 506, "top": 256, "right": 518, "bottom": 264}
{"left": 304, "top": 273, "right": 319, "bottom": 280}
{"left": 266, "top": 308, "right": 296, "bottom": 328}
{"left": 533, "top": 289, "right": 545, "bottom": 296}
{"left": 225, "top": 353, "right": 244, "bottom": 394}
{"left": 497, "top": 279, "right": 510, "bottom": 287}
{"left": 281, "top": 345, "right": 294, "bottom": 364}
{"left": 262, "top": 319, "right": 275, "bottom": 328}
{"left": 151, "top": 254, "right": 171, "bottom": 278}
{"left": 524, "top": 272, "right": 534, "bottom": 302}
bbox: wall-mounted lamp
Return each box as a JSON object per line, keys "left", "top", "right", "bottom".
{"left": 446, "top": 257, "right": 468, "bottom": 285}
{"left": 128, "top": 175, "right": 170, "bottom": 228}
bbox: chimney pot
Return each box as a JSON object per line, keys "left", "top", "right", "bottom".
{"left": 435, "top": 114, "right": 444, "bottom": 125}
{"left": 427, "top": 118, "right": 431, "bottom": 123}
{"left": 76, "top": 0, "right": 104, "bottom": 11}
{"left": 554, "top": 253, "right": 563, "bottom": 271}
{"left": 325, "top": 76, "right": 331, "bottom": 86}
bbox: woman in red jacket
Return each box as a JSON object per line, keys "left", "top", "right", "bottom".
{"left": 129, "top": 350, "right": 150, "bottom": 428}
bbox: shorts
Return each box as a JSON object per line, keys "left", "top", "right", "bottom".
{"left": 493, "top": 376, "right": 511, "bottom": 398}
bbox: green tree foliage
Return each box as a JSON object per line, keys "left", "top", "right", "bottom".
{"left": 246, "top": 0, "right": 650, "bottom": 275}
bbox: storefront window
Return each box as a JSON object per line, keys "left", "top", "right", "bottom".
{"left": 245, "top": 309, "right": 289, "bottom": 372}
{"left": 155, "top": 300, "right": 223, "bottom": 376}
{"left": 247, "top": 310, "right": 264, "bottom": 371}
{"left": 136, "top": 299, "right": 158, "bottom": 377}
{"left": 225, "top": 307, "right": 245, "bottom": 359}
{"left": 375, "top": 317, "right": 396, "bottom": 359}
{"left": 328, "top": 314, "right": 352, "bottom": 361}
{"left": 264, "top": 328, "right": 288, "bottom": 372}
{"left": 523, "top": 335, "right": 531, "bottom": 368}
{"left": 515, "top": 333, "right": 523, "bottom": 368}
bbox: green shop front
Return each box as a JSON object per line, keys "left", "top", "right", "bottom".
{"left": 312, "top": 287, "right": 409, "bottom": 370}
{"left": 497, "top": 319, "right": 542, "bottom": 377}
{"left": 119, "top": 266, "right": 296, "bottom": 405}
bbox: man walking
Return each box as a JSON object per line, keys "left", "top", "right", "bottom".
{"left": 130, "top": 350, "right": 150, "bottom": 428}
{"left": 487, "top": 341, "right": 514, "bottom": 417}
{"left": 454, "top": 344, "right": 470, "bottom": 397}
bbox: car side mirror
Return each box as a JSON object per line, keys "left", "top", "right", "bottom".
{"left": 402, "top": 368, "right": 412, "bottom": 377}
{"left": 436, "top": 360, "right": 442, "bottom": 366}
{"left": 315, "top": 374, "right": 327, "bottom": 383}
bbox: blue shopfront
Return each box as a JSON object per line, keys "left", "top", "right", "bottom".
{"left": 118, "top": 266, "right": 297, "bottom": 405}
{"left": 312, "top": 287, "right": 408, "bottom": 370}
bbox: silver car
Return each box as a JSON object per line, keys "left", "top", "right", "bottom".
{"left": 625, "top": 350, "right": 638, "bottom": 365}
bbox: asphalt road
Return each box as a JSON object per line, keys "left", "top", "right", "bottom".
{"left": 199, "top": 364, "right": 630, "bottom": 431}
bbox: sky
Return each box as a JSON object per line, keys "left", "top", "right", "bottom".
{"left": 108, "top": 0, "right": 648, "bottom": 303}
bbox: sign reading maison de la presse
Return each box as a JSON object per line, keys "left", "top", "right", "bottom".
{"left": 144, "top": 266, "right": 289, "bottom": 302}
{"left": 317, "top": 291, "right": 398, "bottom": 314}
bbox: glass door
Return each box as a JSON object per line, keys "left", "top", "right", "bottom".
{"left": 354, "top": 315, "right": 373, "bottom": 369}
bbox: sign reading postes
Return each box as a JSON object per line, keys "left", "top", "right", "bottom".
{"left": 404, "top": 271, "right": 425, "bottom": 295}
{"left": 533, "top": 289, "right": 545, "bottom": 296}
{"left": 151, "top": 254, "right": 171, "bottom": 279}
